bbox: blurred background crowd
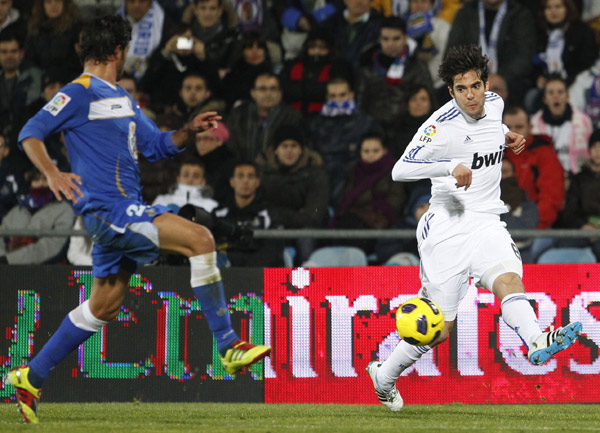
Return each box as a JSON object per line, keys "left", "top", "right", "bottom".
{"left": 1, "top": 0, "right": 600, "bottom": 267}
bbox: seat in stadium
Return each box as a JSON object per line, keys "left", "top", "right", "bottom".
{"left": 384, "top": 252, "right": 420, "bottom": 266}
{"left": 536, "top": 247, "right": 597, "bottom": 264}
{"left": 303, "top": 246, "right": 368, "bottom": 267}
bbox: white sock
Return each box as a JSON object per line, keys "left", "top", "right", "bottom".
{"left": 377, "top": 340, "right": 430, "bottom": 391}
{"left": 501, "top": 293, "right": 543, "bottom": 348}
{"left": 68, "top": 300, "right": 108, "bottom": 332}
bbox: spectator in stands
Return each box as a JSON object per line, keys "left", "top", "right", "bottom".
{"left": 11, "top": 68, "right": 70, "bottom": 173}
{"left": 0, "top": 133, "right": 25, "bottom": 223}
{"left": 73, "top": 0, "right": 120, "bottom": 20}
{"left": 0, "top": 31, "right": 42, "bottom": 140}
{"left": 552, "top": 129, "right": 600, "bottom": 261}
{"left": 370, "top": 0, "right": 410, "bottom": 17}
{"left": 0, "top": 0, "right": 27, "bottom": 41}
{"left": 0, "top": 169, "right": 74, "bottom": 264}
{"left": 569, "top": 52, "right": 600, "bottom": 127}
{"left": 214, "top": 160, "right": 283, "bottom": 267}
{"left": 500, "top": 158, "right": 539, "bottom": 263}
{"left": 189, "top": 121, "right": 235, "bottom": 204}
{"left": 221, "top": 31, "right": 273, "bottom": 109}
{"left": 257, "top": 123, "right": 329, "bottom": 263}
{"left": 309, "top": 76, "right": 379, "bottom": 204}
{"left": 153, "top": 156, "right": 218, "bottom": 213}
{"left": 67, "top": 215, "right": 92, "bottom": 265}
{"left": 404, "top": 0, "right": 450, "bottom": 98}
{"left": 25, "top": 0, "right": 82, "bottom": 81}
{"left": 503, "top": 106, "right": 564, "bottom": 229}
{"left": 117, "top": 72, "right": 156, "bottom": 120}
{"left": 356, "top": 15, "right": 433, "bottom": 128}
{"left": 387, "top": 83, "right": 435, "bottom": 159}
{"left": 189, "top": 0, "right": 239, "bottom": 69}
{"left": 228, "top": 0, "right": 281, "bottom": 47}
{"left": 226, "top": 72, "right": 303, "bottom": 161}
{"left": 274, "top": 0, "right": 338, "bottom": 60}
{"left": 172, "top": 72, "right": 225, "bottom": 125}
{"left": 117, "top": 0, "right": 176, "bottom": 81}
{"left": 332, "top": 132, "right": 406, "bottom": 254}
{"left": 280, "top": 28, "right": 351, "bottom": 118}
{"left": 531, "top": 73, "right": 592, "bottom": 174}
{"left": 446, "top": 0, "right": 536, "bottom": 106}
{"left": 525, "top": 0, "right": 598, "bottom": 113}
{"left": 488, "top": 73, "right": 509, "bottom": 102}
{"left": 140, "top": 26, "right": 219, "bottom": 110}
{"left": 332, "top": 0, "right": 383, "bottom": 68}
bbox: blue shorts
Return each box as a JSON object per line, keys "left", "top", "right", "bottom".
{"left": 82, "top": 199, "right": 172, "bottom": 278}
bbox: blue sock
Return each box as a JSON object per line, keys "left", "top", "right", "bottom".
{"left": 28, "top": 315, "right": 94, "bottom": 388}
{"left": 192, "top": 280, "right": 238, "bottom": 355}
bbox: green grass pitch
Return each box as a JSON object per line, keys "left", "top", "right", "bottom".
{"left": 1, "top": 403, "right": 600, "bottom": 432}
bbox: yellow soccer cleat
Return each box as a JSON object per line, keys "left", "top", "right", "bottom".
{"left": 7, "top": 366, "right": 42, "bottom": 424}
{"left": 220, "top": 340, "right": 271, "bottom": 375}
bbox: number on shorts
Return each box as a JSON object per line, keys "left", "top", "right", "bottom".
{"left": 126, "top": 204, "right": 146, "bottom": 217}
{"left": 511, "top": 242, "right": 521, "bottom": 261}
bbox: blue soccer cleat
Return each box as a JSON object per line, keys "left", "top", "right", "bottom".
{"left": 528, "top": 321, "right": 583, "bottom": 365}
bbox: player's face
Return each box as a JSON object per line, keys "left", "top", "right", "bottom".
{"left": 326, "top": 82, "right": 354, "bottom": 104}
{"left": 408, "top": 88, "right": 431, "bottom": 117}
{"left": 230, "top": 164, "right": 260, "bottom": 198}
{"left": 380, "top": 28, "right": 406, "bottom": 58}
{"left": 543, "top": 79, "right": 568, "bottom": 117}
{"left": 194, "top": 0, "right": 222, "bottom": 28}
{"left": 449, "top": 70, "right": 488, "bottom": 120}
{"left": 44, "top": 0, "right": 63, "bottom": 19}
{"left": 177, "top": 164, "right": 205, "bottom": 186}
{"left": 180, "top": 76, "right": 210, "bottom": 108}
{"left": 126, "top": 0, "right": 152, "bottom": 22}
{"left": 0, "top": 40, "right": 23, "bottom": 73}
{"left": 503, "top": 110, "right": 531, "bottom": 140}
{"left": 251, "top": 76, "right": 281, "bottom": 110}
{"left": 275, "top": 140, "right": 302, "bottom": 167}
{"left": 544, "top": 0, "right": 567, "bottom": 26}
{"left": 361, "top": 138, "right": 387, "bottom": 164}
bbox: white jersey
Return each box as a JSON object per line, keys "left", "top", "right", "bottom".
{"left": 392, "top": 92, "right": 509, "bottom": 214}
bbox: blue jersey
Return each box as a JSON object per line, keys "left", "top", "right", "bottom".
{"left": 18, "top": 73, "right": 182, "bottom": 215}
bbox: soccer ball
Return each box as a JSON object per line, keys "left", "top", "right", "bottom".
{"left": 395, "top": 297, "right": 444, "bottom": 346}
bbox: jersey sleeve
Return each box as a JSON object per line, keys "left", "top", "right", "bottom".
{"left": 391, "top": 122, "right": 460, "bottom": 182}
{"left": 134, "top": 110, "right": 184, "bottom": 162}
{"left": 18, "top": 83, "right": 89, "bottom": 146}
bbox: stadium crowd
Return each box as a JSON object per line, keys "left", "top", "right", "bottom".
{"left": 1, "top": 0, "right": 600, "bottom": 267}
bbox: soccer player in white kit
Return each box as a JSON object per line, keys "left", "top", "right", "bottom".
{"left": 367, "top": 45, "right": 583, "bottom": 411}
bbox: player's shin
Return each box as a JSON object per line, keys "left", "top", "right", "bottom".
{"left": 28, "top": 300, "right": 107, "bottom": 388}
{"left": 501, "top": 293, "right": 542, "bottom": 349}
{"left": 377, "top": 340, "right": 431, "bottom": 391}
{"left": 190, "top": 252, "right": 239, "bottom": 355}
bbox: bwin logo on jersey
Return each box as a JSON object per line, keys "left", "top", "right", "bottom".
{"left": 471, "top": 148, "right": 504, "bottom": 169}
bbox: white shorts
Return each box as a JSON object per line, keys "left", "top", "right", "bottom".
{"left": 416, "top": 206, "right": 523, "bottom": 321}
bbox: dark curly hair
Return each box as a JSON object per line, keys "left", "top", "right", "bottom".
{"left": 438, "top": 44, "right": 489, "bottom": 88}
{"left": 79, "top": 15, "right": 131, "bottom": 64}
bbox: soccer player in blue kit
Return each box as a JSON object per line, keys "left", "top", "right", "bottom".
{"left": 8, "top": 15, "right": 270, "bottom": 424}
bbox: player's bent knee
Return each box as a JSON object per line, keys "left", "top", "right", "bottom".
{"left": 187, "top": 224, "right": 216, "bottom": 256}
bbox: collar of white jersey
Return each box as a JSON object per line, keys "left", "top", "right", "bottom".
{"left": 452, "top": 98, "right": 487, "bottom": 124}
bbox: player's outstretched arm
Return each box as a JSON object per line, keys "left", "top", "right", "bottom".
{"left": 22, "top": 137, "right": 83, "bottom": 203}
{"left": 171, "top": 111, "right": 223, "bottom": 149}
{"left": 506, "top": 131, "right": 526, "bottom": 155}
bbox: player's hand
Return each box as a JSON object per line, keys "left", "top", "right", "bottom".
{"left": 190, "top": 111, "right": 222, "bottom": 132}
{"left": 452, "top": 164, "right": 472, "bottom": 191}
{"left": 506, "top": 131, "right": 526, "bottom": 155}
{"left": 47, "top": 170, "right": 83, "bottom": 203}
